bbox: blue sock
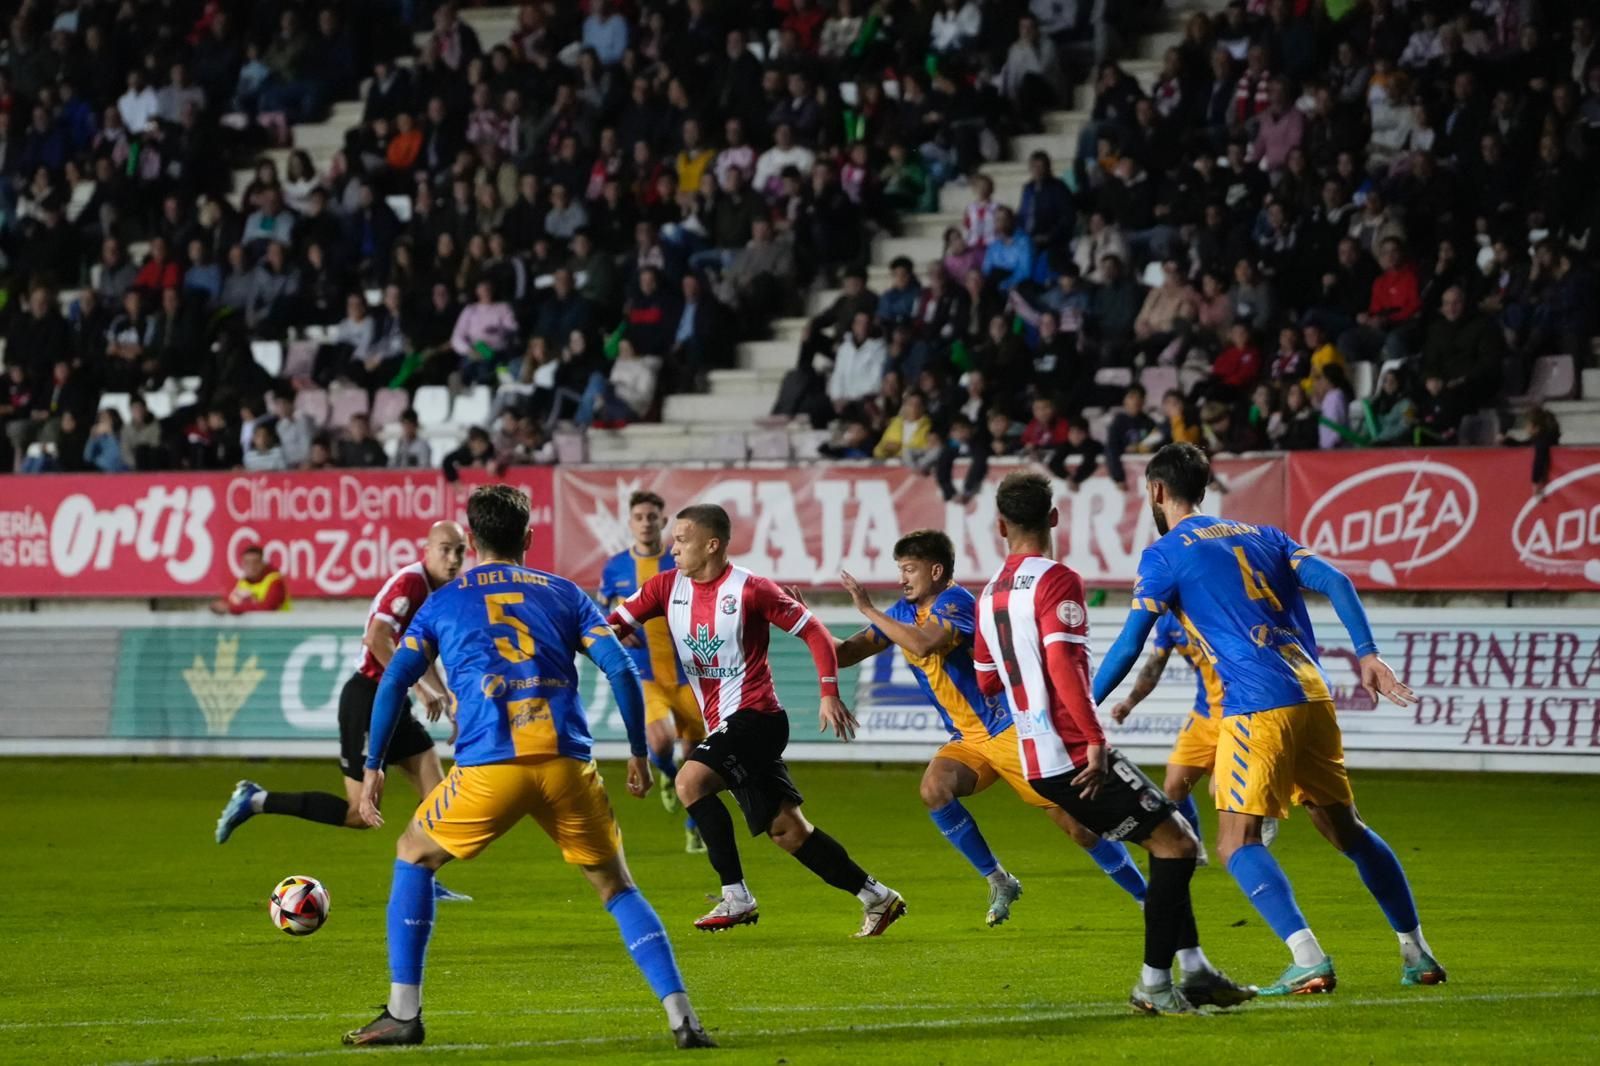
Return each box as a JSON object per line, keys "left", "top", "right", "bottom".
{"left": 1088, "top": 838, "right": 1148, "bottom": 902}
{"left": 1344, "top": 826, "right": 1419, "bottom": 933}
{"left": 685, "top": 815, "right": 697, "bottom": 830}
{"left": 928, "top": 800, "right": 999, "bottom": 876}
{"left": 1227, "top": 843, "right": 1310, "bottom": 941}
{"left": 649, "top": 749, "right": 678, "bottom": 781}
{"left": 387, "top": 859, "right": 436, "bottom": 985}
{"left": 1176, "top": 795, "right": 1202, "bottom": 842}
{"left": 605, "top": 887, "right": 685, "bottom": 1000}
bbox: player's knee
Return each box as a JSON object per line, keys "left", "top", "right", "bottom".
{"left": 767, "top": 821, "right": 806, "bottom": 853}
{"left": 919, "top": 775, "right": 955, "bottom": 809}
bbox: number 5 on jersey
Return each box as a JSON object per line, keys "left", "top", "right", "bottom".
{"left": 486, "top": 592, "right": 536, "bottom": 663}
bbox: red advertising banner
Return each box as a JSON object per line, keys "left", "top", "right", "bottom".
{"left": 1285, "top": 447, "right": 1600, "bottom": 591}
{"left": 554, "top": 458, "right": 1285, "bottom": 590}
{"left": 0, "top": 468, "right": 554, "bottom": 598}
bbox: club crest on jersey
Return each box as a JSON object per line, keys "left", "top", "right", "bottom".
{"left": 719, "top": 594, "right": 738, "bottom": 615}
{"left": 391, "top": 596, "right": 410, "bottom": 617}
{"left": 683, "top": 623, "right": 724, "bottom": 664}
{"left": 1057, "top": 600, "right": 1085, "bottom": 627}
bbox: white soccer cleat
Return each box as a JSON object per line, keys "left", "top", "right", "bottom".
{"left": 694, "top": 893, "right": 759, "bottom": 932}
{"left": 853, "top": 888, "right": 907, "bottom": 938}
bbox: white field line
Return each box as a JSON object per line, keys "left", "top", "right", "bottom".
{"left": 88, "top": 988, "right": 1600, "bottom": 1066}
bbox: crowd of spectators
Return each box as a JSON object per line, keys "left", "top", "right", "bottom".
{"left": 790, "top": 0, "right": 1597, "bottom": 493}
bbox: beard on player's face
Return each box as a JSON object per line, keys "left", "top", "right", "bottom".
{"left": 1149, "top": 485, "right": 1169, "bottom": 535}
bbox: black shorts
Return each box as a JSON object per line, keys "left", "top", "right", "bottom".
{"left": 337, "top": 672, "right": 435, "bottom": 782}
{"left": 688, "top": 709, "right": 804, "bottom": 836}
{"left": 1028, "top": 748, "right": 1175, "bottom": 844}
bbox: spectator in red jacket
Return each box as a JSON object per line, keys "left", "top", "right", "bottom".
{"left": 132, "top": 237, "right": 182, "bottom": 294}
{"left": 1211, "top": 322, "right": 1264, "bottom": 398}
{"left": 1338, "top": 237, "right": 1421, "bottom": 363}
{"left": 1020, "top": 395, "right": 1070, "bottom": 457}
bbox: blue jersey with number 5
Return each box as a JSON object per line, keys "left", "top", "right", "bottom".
{"left": 402, "top": 562, "right": 614, "bottom": 766}
{"left": 1131, "top": 515, "right": 1330, "bottom": 716}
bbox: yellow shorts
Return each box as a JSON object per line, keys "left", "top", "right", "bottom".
{"left": 1168, "top": 710, "right": 1219, "bottom": 772}
{"left": 644, "top": 681, "right": 706, "bottom": 743}
{"left": 1215, "top": 700, "right": 1354, "bottom": 820}
{"left": 416, "top": 756, "right": 622, "bottom": 864}
{"left": 935, "top": 732, "right": 1055, "bottom": 810}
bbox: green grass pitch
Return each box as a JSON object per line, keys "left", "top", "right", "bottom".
{"left": 5, "top": 758, "right": 1598, "bottom": 1064}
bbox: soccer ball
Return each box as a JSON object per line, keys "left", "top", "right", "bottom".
{"left": 269, "top": 875, "right": 330, "bottom": 936}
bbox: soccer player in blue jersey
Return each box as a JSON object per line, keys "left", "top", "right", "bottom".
{"left": 342, "top": 485, "right": 713, "bottom": 1050}
{"left": 1108, "top": 613, "right": 1281, "bottom": 863}
{"left": 598, "top": 490, "right": 705, "bottom": 854}
{"left": 829, "top": 530, "right": 1148, "bottom": 926}
{"left": 1094, "top": 444, "right": 1446, "bottom": 996}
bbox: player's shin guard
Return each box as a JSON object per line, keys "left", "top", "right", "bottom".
{"left": 686, "top": 796, "right": 743, "bottom": 884}
{"left": 1176, "top": 795, "right": 1202, "bottom": 842}
{"left": 1143, "top": 856, "right": 1198, "bottom": 970}
{"left": 792, "top": 828, "right": 870, "bottom": 894}
{"left": 262, "top": 790, "right": 351, "bottom": 826}
{"left": 1089, "top": 838, "right": 1149, "bottom": 902}
{"left": 386, "top": 860, "right": 436, "bottom": 1019}
{"left": 1227, "top": 843, "right": 1314, "bottom": 942}
{"left": 1343, "top": 826, "right": 1420, "bottom": 933}
{"left": 929, "top": 800, "right": 999, "bottom": 876}
{"left": 605, "top": 888, "right": 687, "bottom": 999}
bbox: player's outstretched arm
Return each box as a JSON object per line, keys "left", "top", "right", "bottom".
{"left": 1294, "top": 553, "right": 1416, "bottom": 707}
{"left": 584, "top": 627, "right": 652, "bottom": 796}
{"left": 841, "top": 569, "right": 951, "bottom": 658}
{"left": 835, "top": 629, "right": 886, "bottom": 669}
{"left": 364, "top": 638, "right": 436, "bottom": 826}
{"left": 1111, "top": 646, "right": 1170, "bottom": 723}
{"left": 1092, "top": 609, "right": 1159, "bottom": 706}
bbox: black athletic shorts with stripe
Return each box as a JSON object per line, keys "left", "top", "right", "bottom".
{"left": 687, "top": 709, "right": 805, "bottom": 836}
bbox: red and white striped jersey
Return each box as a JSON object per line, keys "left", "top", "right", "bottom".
{"left": 974, "top": 553, "right": 1102, "bottom": 779}
{"left": 963, "top": 198, "right": 998, "bottom": 248}
{"left": 355, "top": 562, "right": 435, "bottom": 681}
{"left": 609, "top": 563, "right": 838, "bottom": 731}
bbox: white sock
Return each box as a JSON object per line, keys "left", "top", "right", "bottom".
{"left": 721, "top": 881, "right": 753, "bottom": 905}
{"left": 248, "top": 791, "right": 267, "bottom": 813}
{"left": 388, "top": 983, "right": 420, "bottom": 1021}
{"left": 856, "top": 877, "right": 890, "bottom": 905}
{"left": 984, "top": 866, "right": 1011, "bottom": 888}
{"left": 662, "top": 991, "right": 698, "bottom": 1030}
{"left": 1176, "top": 947, "right": 1214, "bottom": 976}
{"left": 1140, "top": 964, "right": 1171, "bottom": 989}
{"left": 1397, "top": 925, "right": 1431, "bottom": 965}
{"left": 1286, "top": 928, "right": 1327, "bottom": 968}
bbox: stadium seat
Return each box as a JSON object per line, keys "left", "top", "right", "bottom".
{"left": 327, "top": 387, "right": 370, "bottom": 428}
{"left": 706, "top": 432, "right": 749, "bottom": 461}
{"left": 364, "top": 288, "right": 382, "bottom": 307}
{"left": 250, "top": 340, "right": 284, "bottom": 378}
{"left": 173, "top": 389, "right": 199, "bottom": 411}
{"left": 1458, "top": 410, "right": 1499, "bottom": 446}
{"left": 295, "top": 388, "right": 330, "bottom": 426}
{"left": 411, "top": 385, "right": 453, "bottom": 427}
{"left": 1139, "top": 366, "right": 1178, "bottom": 401}
{"left": 175, "top": 376, "right": 201, "bottom": 394}
{"left": 1525, "top": 355, "right": 1577, "bottom": 402}
{"left": 450, "top": 386, "right": 493, "bottom": 430}
{"left": 283, "top": 340, "right": 317, "bottom": 380}
{"left": 142, "top": 392, "right": 174, "bottom": 420}
{"left": 369, "top": 388, "right": 410, "bottom": 430}
{"left": 553, "top": 432, "right": 588, "bottom": 464}
{"left": 1350, "top": 360, "right": 1376, "bottom": 399}
{"left": 747, "top": 429, "right": 792, "bottom": 460}
{"left": 491, "top": 383, "right": 535, "bottom": 420}
{"left": 1094, "top": 367, "right": 1133, "bottom": 389}
{"left": 385, "top": 195, "right": 413, "bottom": 223}
{"left": 100, "top": 392, "right": 132, "bottom": 422}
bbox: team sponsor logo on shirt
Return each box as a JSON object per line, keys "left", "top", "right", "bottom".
{"left": 1057, "top": 600, "right": 1085, "bottom": 627}
{"left": 1297, "top": 461, "right": 1478, "bottom": 586}
{"left": 719, "top": 594, "right": 738, "bottom": 615}
{"left": 683, "top": 623, "right": 725, "bottom": 665}
{"left": 481, "top": 674, "right": 507, "bottom": 698}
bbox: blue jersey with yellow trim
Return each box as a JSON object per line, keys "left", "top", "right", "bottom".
{"left": 1133, "top": 514, "right": 1329, "bottom": 716}
{"left": 599, "top": 548, "right": 687, "bottom": 685}
{"left": 1152, "top": 612, "right": 1223, "bottom": 717}
{"left": 405, "top": 562, "right": 614, "bottom": 766}
{"left": 871, "top": 585, "right": 1012, "bottom": 743}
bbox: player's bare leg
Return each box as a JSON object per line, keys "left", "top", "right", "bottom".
{"left": 647, "top": 717, "right": 683, "bottom": 814}
{"left": 393, "top": 751, "right": 472, "bottom": 902}
{"left": 1163, "top": 763, "right": 1211, "bottom": 865}
{"left": 768, "top": 802, "right": 906, "bottom": 938}
{"left": 676, "top": 759, "right": 760, "bottom": 929}
{"left": 1127, "top": 815, "right": 1253, "bottom": 1015}
{"left": 1304, "top": 801, "right": 1444, "bottom": 986}
{"left": 921, "top": 759, "right": 1022, "bottom": 926}
{"left": 1043, "top": 805, "right": 1151, "bottom": 906}
{"left": 580, "top": 849, "right": 714, "bottom": 1049}
{"left": 676, "top": 734, "right": 706, "bottom": 853}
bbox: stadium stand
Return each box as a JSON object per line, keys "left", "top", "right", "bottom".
{"left": 1, "top": 0, "right": 1598, "bottom": 477}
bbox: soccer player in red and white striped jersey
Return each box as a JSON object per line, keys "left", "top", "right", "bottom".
{"left": 609, "top": 503, "right": 906, "bottom": 937}
{"left": 973, "top": 472, "right": 1252, "bottom": 1015}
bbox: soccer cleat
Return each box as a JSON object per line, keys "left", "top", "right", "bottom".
{"left": 985, "top": 873, "right": 1023, "bottom": 928}
{"left": 432, "top": 881, "right": 473, "bottom": 903}
{"left": 1129, "top": 982, "right": 1198, "bottom": 1016}
{"left": 673, "top": 1020, "right": 717, "bottom": 1049}
{"left": 658, "top": 768, "right": 682, "bottom": 814}
{"left": 1180, "top": 968, "right": 1257, "bottom": 1009}
{"left": 1257, "top": 958, "right": 1337, "bottom": 996}
{"left": 1262, "top": 817, "right": 1280, "bottom": 848}
{"left": 695, "top": 895, "right": 759, "bottom": 932}
{"left": 685, "top": 825, "right": 707, "bottom": 854}
{"left": 1402, "top": 952, "right": 1448, "bottom": 986}
{"left": 214, "top": 780, "right": 261, "bottom": 843}
{"left": 342, "top": 1008, "right": 424, "bottom": 1046}
{"left": 853, "top": 889, "right": 907, "bottom": 938}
